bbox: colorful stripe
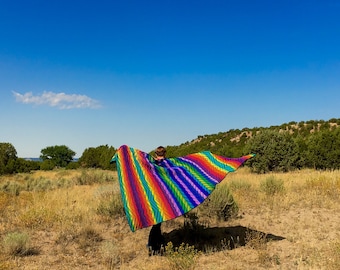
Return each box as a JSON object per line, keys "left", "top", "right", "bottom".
{"left": 111, "top": 145, "right": 254, "bottom": 232}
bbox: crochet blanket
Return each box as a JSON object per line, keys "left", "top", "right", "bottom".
{"left": 111, "top": 145, "right": 254, "bottom": 231}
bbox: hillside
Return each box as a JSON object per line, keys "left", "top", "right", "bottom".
{"left": 166, "top": 118, "right": 340, "bottom": 158}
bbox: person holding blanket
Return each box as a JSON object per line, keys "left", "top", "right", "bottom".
{"left": 147, "top": 146, "right": 166, "bottom": 255}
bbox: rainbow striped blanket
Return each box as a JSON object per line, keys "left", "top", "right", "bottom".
{"left": 111, "top": 145, "right": 254, "bottom": 232}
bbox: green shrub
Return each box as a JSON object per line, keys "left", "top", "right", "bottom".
{"left": 19, "top": 207, "right": 58, "bottom": 230}
{"left": 25, "top": 177, "right": 54, "bottom": 192}
{"left": 75, "top": 170, "right": 115, "bottom": 185}
{"left": 260, "top": 176, "right": 285, "bottom": 196}
{"left": 55, "top": 177, "right": 75, "bottom": 189}
{"left": 165, "top": 242, "right": 200, "bottom": 270}
{"left": 0, "top": 181, "right": 24, "bottom": 196}
{"left": 229, "top": 179, "right": 252, "bottom": 192}
{"left": 40, "top": 159, "right": 55, "bottom": 170}
{"left": 2, "top": 232, "right": 35, "bottom": 256}
{"left": 97, "top": 192, "right": 125, "bottom": 218}
{"left": 66, "top": 161, "right": 80, "bottom": 170}
{"left": 199, "top": 184, "right": 238, "bottom": 220}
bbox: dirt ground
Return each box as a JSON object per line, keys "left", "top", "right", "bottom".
{"left": 5, "top": 206, "right": 340, "bottom": 270}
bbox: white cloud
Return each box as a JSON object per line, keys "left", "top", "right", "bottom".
{"left": 13, "top": 91, "right": 102, "bottom": 109}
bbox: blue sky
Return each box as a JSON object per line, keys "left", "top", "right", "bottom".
{"left": 1, "top": 0, "right": 340, "bottom": 158}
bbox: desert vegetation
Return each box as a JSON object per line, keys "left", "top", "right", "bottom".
{"left": 1, "top": 168, "right": 340, "bottom": 269}
{"left": 2, "top": 118, "right": 340, "bottom": 176}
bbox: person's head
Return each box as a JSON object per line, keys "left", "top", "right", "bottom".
{"left": 155, "top": 146, "right": 166, "bottom": 159}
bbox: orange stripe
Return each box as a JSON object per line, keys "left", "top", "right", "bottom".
{"left": 143, "top": 165, "right": 177, "bottom": 221}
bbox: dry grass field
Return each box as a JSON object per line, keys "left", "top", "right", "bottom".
{"left": 1, "top": 168, "right": 340, "bottom": 269}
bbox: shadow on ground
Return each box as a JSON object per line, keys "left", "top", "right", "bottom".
{"left": 163, "top": 225, "right": 285, "bottom": 252}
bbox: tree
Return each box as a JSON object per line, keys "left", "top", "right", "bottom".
{"left": 305, "top": 129, "right": 340, "bottom": 170}
{"left": 293, "top": 134, "right": 308, "bottom": 169}
{"left": 40, "top": 145, "right": 76, "bottom": 168}
{"left": 14, "top": 158, "right": 40, "bottom": 173}
{"left": 0, "top": 142, "right": 18, "bottom": 175}
{"left": 40, "top": 159, "right": 56, "bottom": 170}
{"left": 79, "top": 145, "right": 116, "bottom": 169}
{"left": 79, "top": 147, "right": 98, "bottom": 168}
{"left": 244, "top": 130, "right": 299, "bottom": 173}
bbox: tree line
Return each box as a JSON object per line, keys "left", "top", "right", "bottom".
{"left": 0, "top": 144, "right": 116, "bottom": 175}
{"left": 1, "top": 118, "right": 340, "bottom": 175}
{"left": 163, "top": 118, "right": 340, "bottom": 173}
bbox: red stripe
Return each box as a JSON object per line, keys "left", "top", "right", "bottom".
{"left": 142, "top": 161, "right": 177, "bottom": 220}
{"left": 121, "top": 148, "right": 153, "bottom": 228}
{"left": 187, "top": 153, "right": 226, "bottom": 180}
{"left": 120, "top": 151, "right": 142, "bottom": 228}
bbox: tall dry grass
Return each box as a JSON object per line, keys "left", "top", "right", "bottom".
{"left": 0, "top": 168, "right": 340, "bottom": 269}
{"left": 227, "top": 168, "right": 340, "bottom": 210}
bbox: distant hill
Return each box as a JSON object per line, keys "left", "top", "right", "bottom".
{"left": 24, "top": 157, "right": 42, "bottom": 162}
{"left": 24, "top": 158, "right": 79, "bottom": 162}
{"left": 166, "top": 118, "right": 340, "bottom": 158}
